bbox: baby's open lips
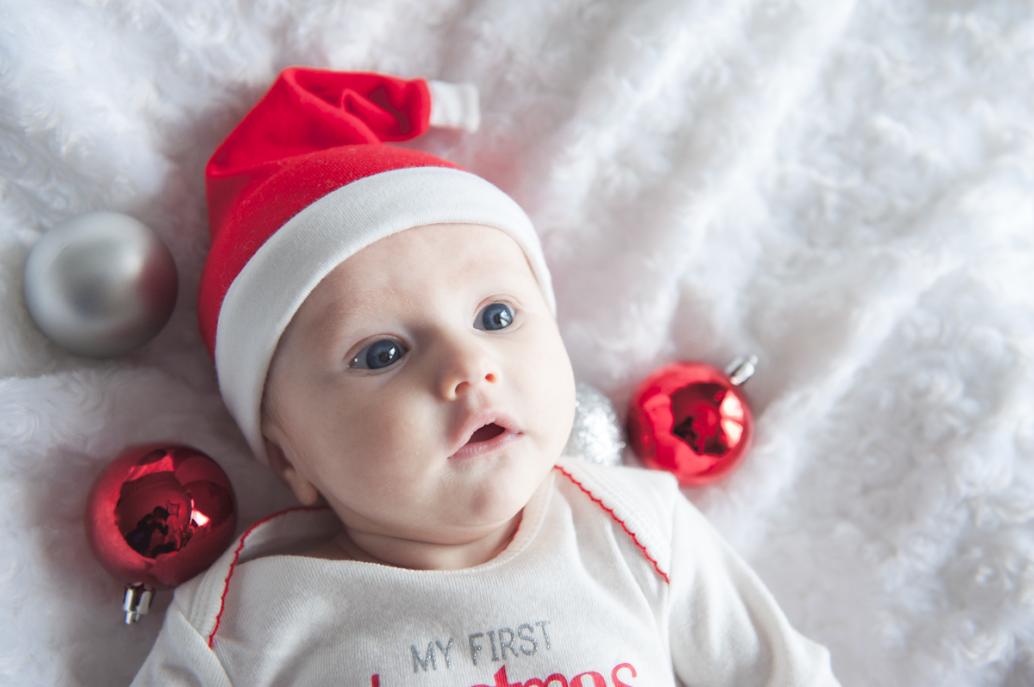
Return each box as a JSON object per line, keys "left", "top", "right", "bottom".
{"left": 448, "top": 410, "right": 522, "bottom": 458}
{"left": 467, "top": 423, "right": 507, "bottom": 443}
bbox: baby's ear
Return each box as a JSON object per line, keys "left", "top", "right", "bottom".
{"left": 262, "top": 434, "right": 324, "bottom": 507}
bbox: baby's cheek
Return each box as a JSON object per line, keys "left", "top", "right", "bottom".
{"left": 533, "top": 321, "right": 573, "bottom": 383}
{"left": 337, "top": 401, "right": 422, "bottom": 468}
{"left": 535, "top": 333, "right": 577, "bottom": 440}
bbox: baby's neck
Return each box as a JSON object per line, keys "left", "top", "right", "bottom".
{"left": 334, "top": 511, "right": 523, "bottom": 570}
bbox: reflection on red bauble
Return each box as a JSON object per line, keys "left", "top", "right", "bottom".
{"left": 627, "top": 358, "right": 756, "bottom": 486}
{"left": 85, "top": 444, "right": 237, "bottom": 621}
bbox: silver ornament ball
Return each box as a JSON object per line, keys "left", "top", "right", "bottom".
{"left": 564, "top": 382, "right": 626, "bottom": 466}
{"left": 23, "top": 211, "right": 178, "bottom": 357}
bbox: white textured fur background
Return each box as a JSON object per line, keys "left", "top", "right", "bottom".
{"left": 1, "top": 0, "right": 1032, "bottom": 685}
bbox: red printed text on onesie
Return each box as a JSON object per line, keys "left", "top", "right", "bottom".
{"left": 370, "top": 662, "right": 638, "bottom": 687}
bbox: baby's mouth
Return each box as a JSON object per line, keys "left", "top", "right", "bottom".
{"left": 449, "top": 420, "right": 523, "bottom": 461}
{"left": 465, "top": 423, "right": 507, "bottom": 444}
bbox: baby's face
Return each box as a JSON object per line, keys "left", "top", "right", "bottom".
{"left": 261, "top": 223, "right": 576, "bottom": 549}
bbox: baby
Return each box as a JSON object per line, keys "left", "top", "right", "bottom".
{"left": 132, "top": 68, "right": 840, "bottom": 686}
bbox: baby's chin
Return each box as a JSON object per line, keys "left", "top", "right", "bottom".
{"left": 450, "top": 461, "right": 551, "bottom": 525}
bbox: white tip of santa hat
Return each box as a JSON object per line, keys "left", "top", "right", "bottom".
{"left": 197, "top": 67, "right": 555, "bottom": 465}
{"left": 426, "top": 80, "right": 481, "bottom": 131}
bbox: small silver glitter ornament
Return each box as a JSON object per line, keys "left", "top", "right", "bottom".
{"left": 564, "top": 381, "right": 626, "bottom": 466}
{"left": 23, "top": 211, "right": 178, "bottom": 357}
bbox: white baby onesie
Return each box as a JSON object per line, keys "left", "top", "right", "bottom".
{"left": 131, "top": 457, "right": 840, "bottom": 686}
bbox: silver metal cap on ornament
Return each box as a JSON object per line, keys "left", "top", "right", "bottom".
{"left": 22, "top": 211, "right": 178, "bottom": 358}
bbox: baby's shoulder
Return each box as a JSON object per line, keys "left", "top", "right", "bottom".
{"left": 552, "top": 457, "right": 683, "bottom": 582}
{"left": 555, "top": 455, "right": 679, "bottom": 487}
{"left": 164, "top": 506, "right": 341, "bottom": 639}
{"left": 159, "top": 542, "right": 239, "bottom": 642}
{"left": 553, "top": 456, "right": 682, "bottom": 521}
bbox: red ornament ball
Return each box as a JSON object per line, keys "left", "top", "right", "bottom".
{"left": 627, "top": 361, "right": 754, "bottom": 486}
{"left": 85, "top": 443, "right": 237, "bottom": 589}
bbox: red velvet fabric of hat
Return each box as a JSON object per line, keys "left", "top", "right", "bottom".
{"left": 199, "top": 68, "right": 457, "bottom": 357}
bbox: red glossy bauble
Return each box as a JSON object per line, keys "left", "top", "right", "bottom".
{"left": 85, "top": 443, "right": 237, "bottom": 590}
{"left": 627, "top": 360, "right": 754, "bottom": 486}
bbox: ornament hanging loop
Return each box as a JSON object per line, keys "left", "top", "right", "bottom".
{"left": 123, "top": 582, "right": 155, "bottom": 624}
{"left": 725, "top": 355, "right": 758, "bottom": 386}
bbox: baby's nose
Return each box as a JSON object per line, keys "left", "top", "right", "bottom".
{"left": 448, "top": 370, "right": 497, "bottom": 400}
{"left": 437, "top": 342, "right": 499, "bottom": 400}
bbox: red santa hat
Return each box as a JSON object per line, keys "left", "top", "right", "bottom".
{"left": 197, "top": 67, "right": 555, "bottom": 464}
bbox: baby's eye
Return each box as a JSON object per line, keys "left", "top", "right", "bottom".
{"left": 476, "top": 302, "right": 515, "bottom": 331}
{"left": 349, "top": 338, "right": 408, "bottom": 370}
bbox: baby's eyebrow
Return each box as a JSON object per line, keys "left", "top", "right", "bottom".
{"left": 304, "top": 300, "right": 361, "bottom": 343}
{"left": 315, "top": 301, "right": 351, "bottom": 327}
{"left": 301, "top": 261, "right": 521, "bottom": 341}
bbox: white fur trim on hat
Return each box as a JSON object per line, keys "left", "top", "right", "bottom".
{"left": 427, "top": 81, "right": 480, "bottom": 132}
{"left": 216, "top": 166, "right": 555, "bottom": 464}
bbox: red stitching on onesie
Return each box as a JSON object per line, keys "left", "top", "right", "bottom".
{"left": 552, "top": 464, "right": 671, "bottom": 585}
{"left": 207, "top": 505, "right": 330, "bottom": 648}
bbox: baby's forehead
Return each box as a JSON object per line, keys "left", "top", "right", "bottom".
{"left": 293, "top": 223, "right": 536, "bottom": 333}
{"left": 327, "top": 224, "right": 529, "bottom": 290}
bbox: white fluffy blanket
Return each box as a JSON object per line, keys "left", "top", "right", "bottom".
{"left": 2, "top": 1, "right": 1032, "bottom": 685}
